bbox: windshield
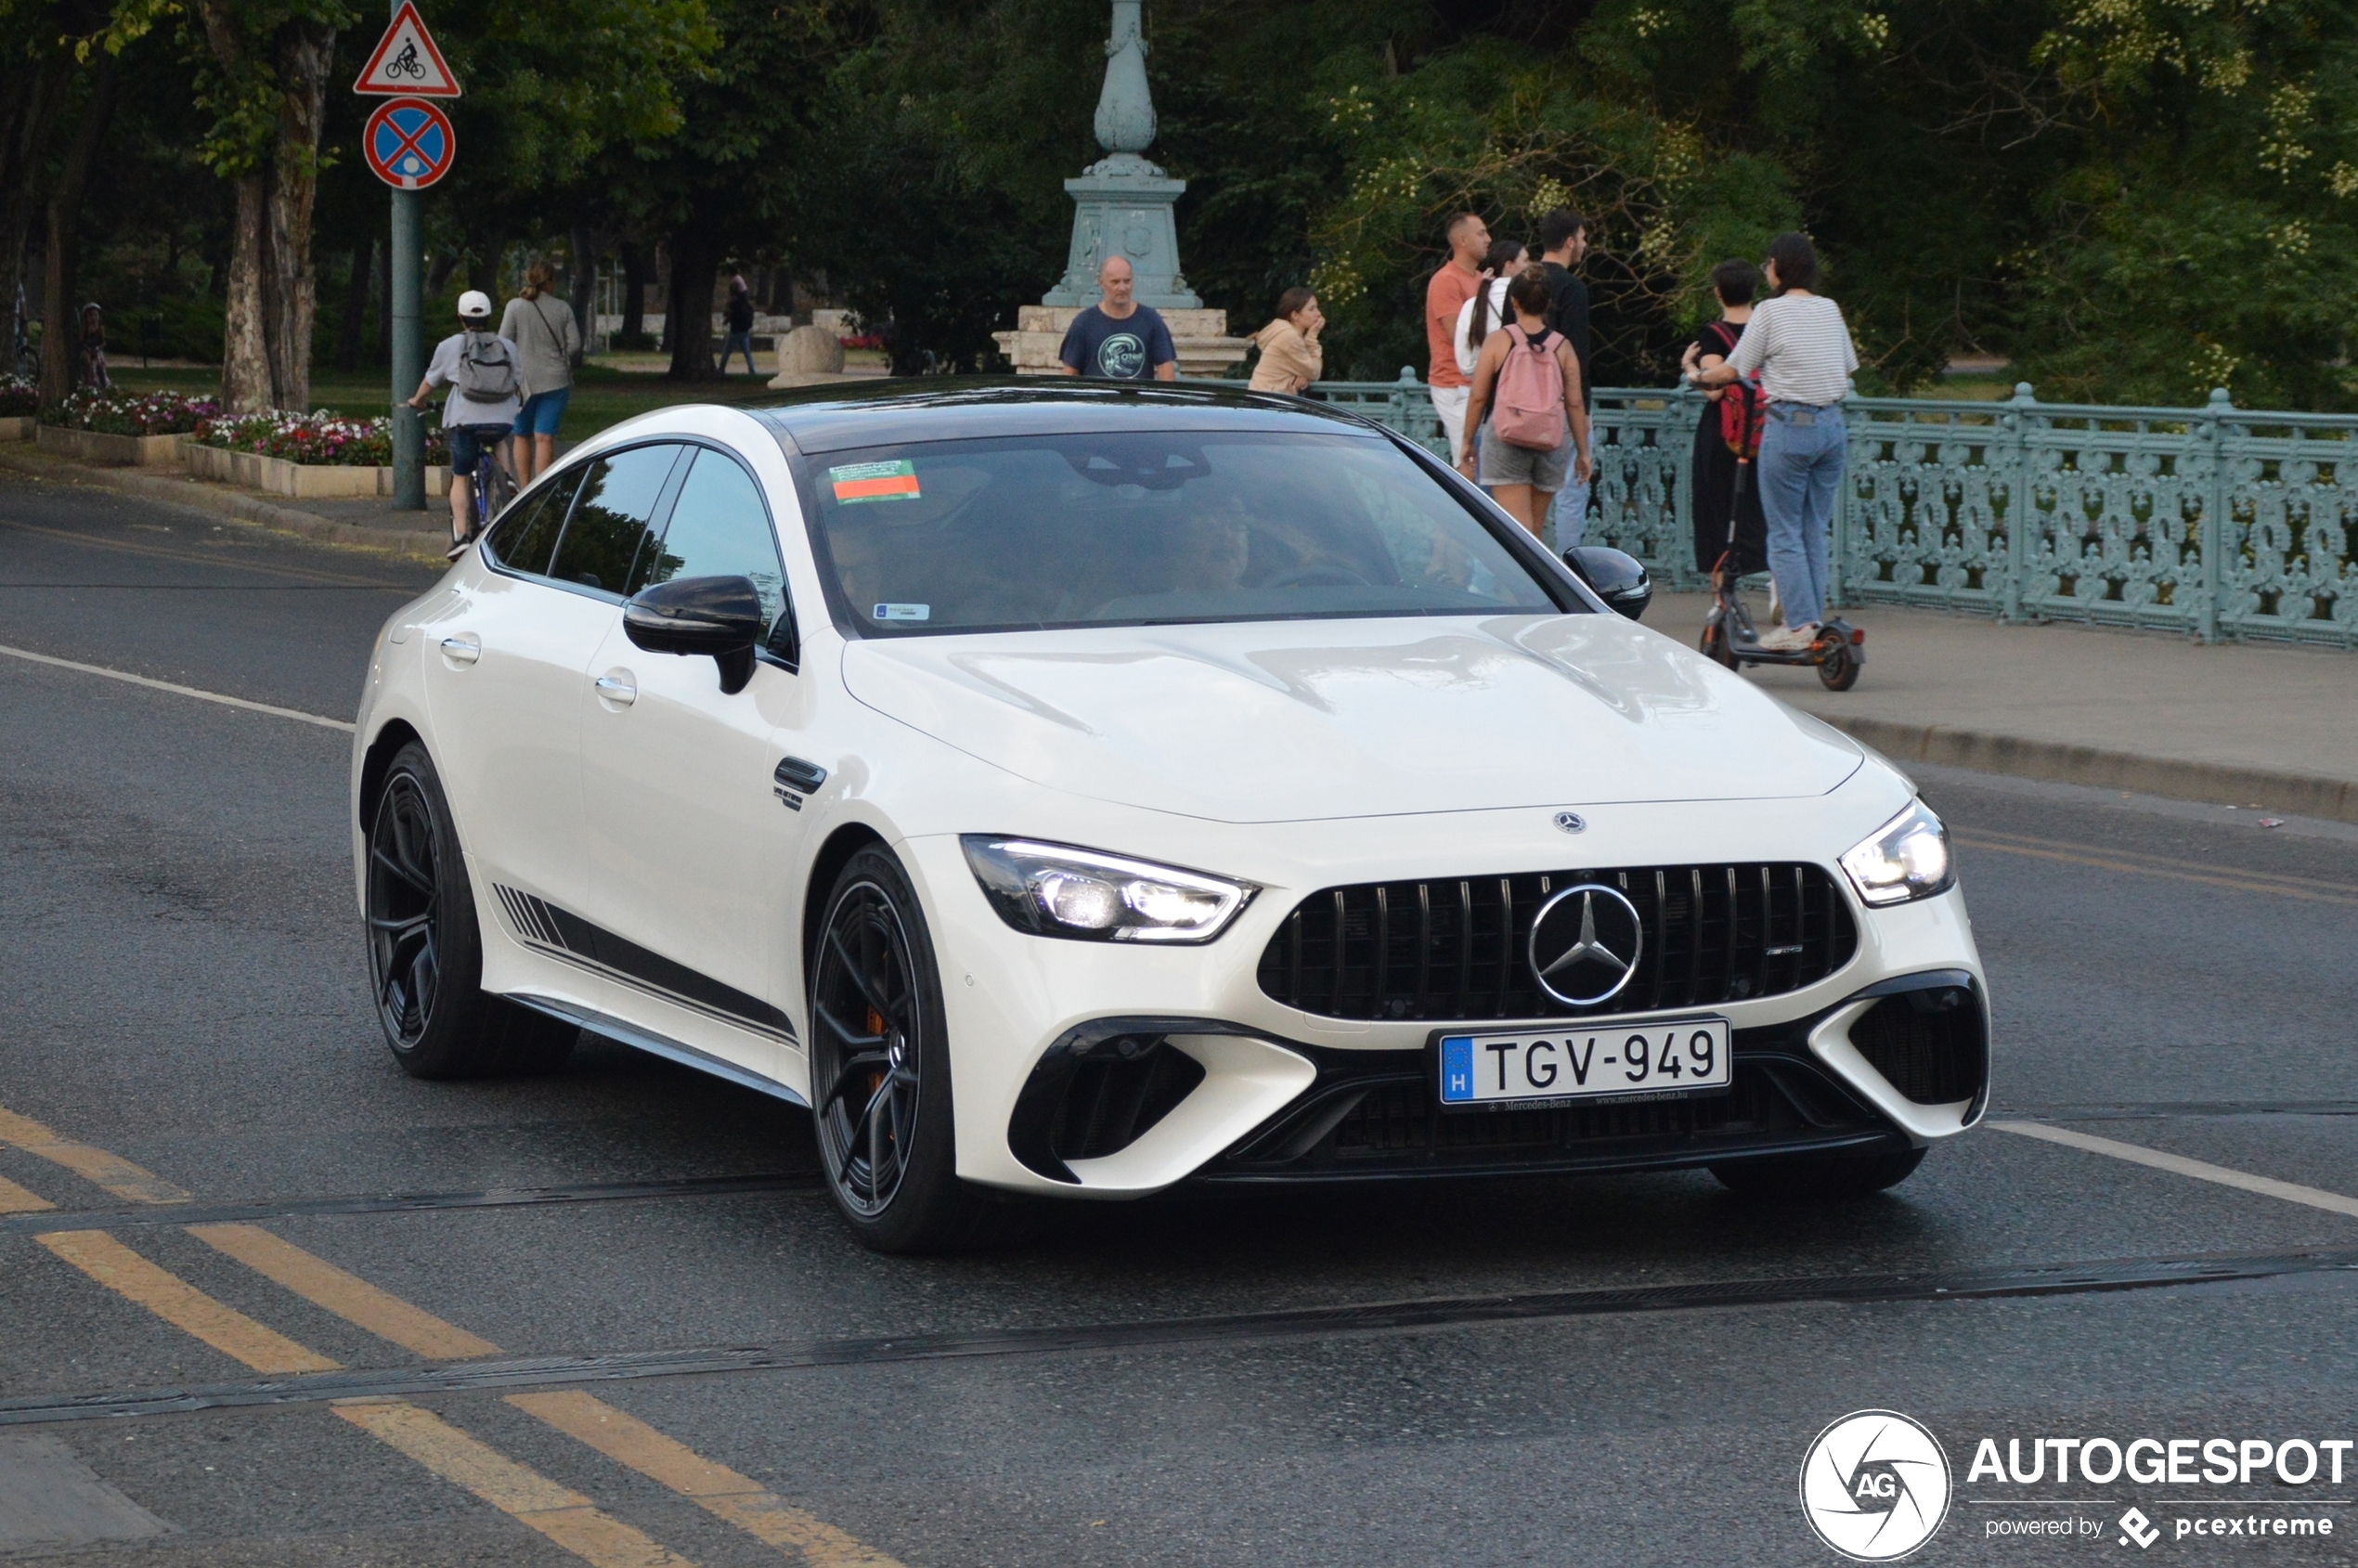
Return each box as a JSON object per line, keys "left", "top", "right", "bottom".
{"left": 798, "top": 430, "right": 1568, "bottom": 635}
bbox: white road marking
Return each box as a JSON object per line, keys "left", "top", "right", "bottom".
{"left": 0, "top": 641, "right": 354, "bottom": 732}
{"left": 1990, "top": 1120, "right": 2358, "bottom": 1219}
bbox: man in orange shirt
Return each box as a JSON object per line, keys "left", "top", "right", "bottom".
{"left": 1425, "top": 211, "right": 1489, "bottom": 461}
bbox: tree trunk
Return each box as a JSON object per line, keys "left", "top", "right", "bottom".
{"left": 465, "top": 237, "right": 502, "bottom": 303}
{"left": 39, "top": 55, "right": 119, "bottom": 404}
{"left": 338, "top": 240, "right": 374, "bottom": 371}
{"left": 619, "top": 241, "right": 647, "bottom": 343}
{"left": 262, "top": 17, "right": 333, "bottom": 410}
{"left": 567, "top": 224, "right": 598, "bottom": 361}
{"left": 2, "top": 57, "right": 73, "bottom": 324}
{"left": 219, "top": 174, "right": 272, "bottom": 410}
{"left": 663, "top": 222, "right": 720, "bottom": 381}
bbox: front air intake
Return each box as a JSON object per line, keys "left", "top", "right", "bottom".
{"left": 1848, "top": 984, "right": 1987, "bottom": 1106}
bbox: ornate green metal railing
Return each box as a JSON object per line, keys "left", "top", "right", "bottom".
{"left": 1274, "top": 369, "right": 2358, "bottom": 648}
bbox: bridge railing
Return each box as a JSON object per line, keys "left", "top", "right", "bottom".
{"left": 1258, "top": 369, "right": 2358, "bottom": 648}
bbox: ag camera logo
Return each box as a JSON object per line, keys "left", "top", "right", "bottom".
{"left": 1801, "top": 1409, "right": 1953, "bottom": 1561}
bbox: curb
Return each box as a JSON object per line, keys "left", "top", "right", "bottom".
{"left": 0, "top": 445, "right": 447, "bottom": 564}
{"left": 1819, "top": 714, "right": 2358, "bottom": 825}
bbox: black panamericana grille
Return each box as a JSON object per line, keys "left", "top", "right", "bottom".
{"left": 1255, "top": 864, "right": 1858, "bottom": 1021}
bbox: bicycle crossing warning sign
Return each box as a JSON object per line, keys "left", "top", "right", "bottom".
{"left": 354, "top": 2, "right": 460, "bottom": 97}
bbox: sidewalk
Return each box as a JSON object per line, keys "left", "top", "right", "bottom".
{"left": 0, "top": 442, "right": 449, "bottom": 563}
{"left": 1652, "top": 590, "right": 2358, "bottom": 823}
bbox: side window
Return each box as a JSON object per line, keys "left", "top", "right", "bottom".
{"left": 632, "top": 448, "right": 789, "bottom": 636}
{"left": 547, "top": 445, "right": 685, "bottom": 597}
{"left": 485, "top": 464, "right": 584, "bottom": 577}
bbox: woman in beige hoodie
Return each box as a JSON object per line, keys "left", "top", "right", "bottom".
{"left": 1248, "top": 287, "right": 1324, "bottom": 394}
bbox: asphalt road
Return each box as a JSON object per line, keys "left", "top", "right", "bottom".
{"left": 5, "top": 470, "right": 2358, "bottom": 1566}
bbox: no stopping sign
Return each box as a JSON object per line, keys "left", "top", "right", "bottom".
{"left": 365, "top": 97, "right": 455, "bottom": 190}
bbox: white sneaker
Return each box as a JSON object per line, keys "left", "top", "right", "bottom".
{"left": 1756, "top": 623, "right": 1820, "bottom": 653}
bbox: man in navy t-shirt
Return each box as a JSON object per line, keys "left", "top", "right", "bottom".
{"left": 1058, "top": 255, "right": 1178, "bottom": 381}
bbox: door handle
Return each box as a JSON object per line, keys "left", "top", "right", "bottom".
{"left": 594, "top": 672, "right": 637, "bottom": 707}
{"left": 439, "top": 634, "right": 481, "bottom": 666}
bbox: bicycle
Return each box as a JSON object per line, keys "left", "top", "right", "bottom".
{"left": 442, "top": 423, "right": 516, "bottom": 558}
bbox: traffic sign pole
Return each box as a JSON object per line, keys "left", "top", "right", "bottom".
{"left": 390, "top": 184, "right": 422, "bottom": 510}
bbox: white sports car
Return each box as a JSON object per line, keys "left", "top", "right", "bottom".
{"left": 353, "top": 384, "right": 1987, "bottom": 1251}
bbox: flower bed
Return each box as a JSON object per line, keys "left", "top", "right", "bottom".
{"left": 0, "top": 378, "right": 38, "bottom": 418}
{"left": 192, "top": 408, "right": 449, "bottom": 468}
{"left": 44, "top": 387, "right": 218, "bottom": 436}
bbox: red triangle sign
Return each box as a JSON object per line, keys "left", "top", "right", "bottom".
{"left": 354, "top": 2, "right": 460, "bottom": 97}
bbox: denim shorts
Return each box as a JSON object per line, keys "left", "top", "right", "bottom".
{"left": 1477, "top": 420, "right": 1574, "bottom": 490}
{"left": 447, "top": 423, "right": 510, "bottom": 473}
{"left": 513, "top": 386, "right": 571, "bottom": 438}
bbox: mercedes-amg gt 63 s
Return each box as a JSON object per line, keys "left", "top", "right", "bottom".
{"left": 353, "top": 383, "right": 1986, "bottom": 1251}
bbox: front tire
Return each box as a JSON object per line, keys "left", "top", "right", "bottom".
{"left": 364, "top": 742, "right": 576, "bottom": 1079}
{"left": 808, "top": 847, "right": 1015, "bottom": 1252}
{"left": 1710, "top": 1145, "right": 1924, "bottom": 1200}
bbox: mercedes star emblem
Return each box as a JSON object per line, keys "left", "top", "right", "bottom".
{"left": 1527, "top": 884, "right": 1644, "bottom": 1007}
{"left": 1552, "top": 810, "right": 1587, "bottom": 834}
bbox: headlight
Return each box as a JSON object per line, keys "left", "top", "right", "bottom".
{"left": 1838, "top": 799, "right": 1955, "bottom": 906}
{"left": 960, "top": 836, "right": 1256, "bottom": 943}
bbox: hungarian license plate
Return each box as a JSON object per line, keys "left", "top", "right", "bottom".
{"left": 1436, "top": 1017, "right": 1732, "bottom": 1109}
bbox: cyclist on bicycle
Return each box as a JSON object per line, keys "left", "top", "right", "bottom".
{"left": 407, "top": 290, "right": 527, "bottom": 556}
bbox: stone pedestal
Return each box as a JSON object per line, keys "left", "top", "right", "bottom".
{"left": 768, "top": 322, "right": 848, "bottom": 388}
{"left": 994, "top": 305, "right": 1249, "bottom": 382}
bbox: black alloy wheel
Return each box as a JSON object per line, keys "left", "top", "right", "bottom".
{"left": 364, "top": 743, "right": 576, "bottom": 1078}
{"left": 809, "top": 847, "right": 1018, "bottom": 1252}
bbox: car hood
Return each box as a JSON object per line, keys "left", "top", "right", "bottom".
{"left": 840, "top": 615, "right": 1862, "bottom": 824}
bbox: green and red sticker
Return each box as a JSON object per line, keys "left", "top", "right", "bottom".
{"left": 829, "top": 460, "right": 921, "bottom": 505}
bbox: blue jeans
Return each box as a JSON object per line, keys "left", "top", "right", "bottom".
{"left": 1546, "top": 471, "right": 1590, "bottom": 550}
{"left": 1756, "top": 403, "right": 1845, "bottom": 629}
{"left": 513, "top": 386, "right": 571, "bottom": 437}
{"left": 717, "top": 330, "right": 757, "bottom": 374}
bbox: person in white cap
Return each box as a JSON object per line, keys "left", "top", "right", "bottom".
{"left": 407, "top": 289, "right": 528, "bottom": 554}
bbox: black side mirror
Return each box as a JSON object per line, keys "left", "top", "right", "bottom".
{"left": 1563, "top": 546, "right": 1652, "bottom": 621}
{"left": 624, "top": 575, "right": 763, "bottom": 694}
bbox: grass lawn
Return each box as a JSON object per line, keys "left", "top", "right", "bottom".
{"left": 107, "top": 363, "right": 785, "bottom": 444}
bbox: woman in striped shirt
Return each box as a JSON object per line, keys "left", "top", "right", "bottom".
{"left": 1682, "top": 232, "right": 1858, "bottom": 652}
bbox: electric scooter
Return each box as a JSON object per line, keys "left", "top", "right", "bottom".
{"left": 1696, "top": 457, "right": 1863, "bottom": 691}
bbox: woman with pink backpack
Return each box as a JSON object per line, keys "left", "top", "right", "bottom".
{"left": 1456, "top": 266, "right": 1591, "bottom": 538}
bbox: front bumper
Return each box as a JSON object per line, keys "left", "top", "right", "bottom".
{"left": 903, "top": 809, "right": 1987, "bottom": 1198}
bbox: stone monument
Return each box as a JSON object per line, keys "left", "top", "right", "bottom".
{"left": 993, "top": 0, "right": 1249, "bottom": 379}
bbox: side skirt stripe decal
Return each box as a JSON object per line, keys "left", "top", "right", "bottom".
{"left": 490, "top": 886, "right": 797, "bottom": 1044}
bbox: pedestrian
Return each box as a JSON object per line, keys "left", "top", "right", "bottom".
{"left": 408, "top": 289, "right": 527, "bottom": 554}
{"left": 1683, "top": 232, "right": 1858, "bottom": 651}
{"left": 1535, "top": 208, "right": 1592, "bottom": 546}
{"left": 716, "top": 275, "right": 758, "bottom": 376}
{"left": 1058, "top": 255, "right": 1177, "bottom": 381}
{"left": 78, "top": 303, "right": 110, "bottom": 390}
{"left": 1453, "top": 238, "right": 1527, "bottom": 382}
{"left": 1687, "top": 259, "right": 1769, "bottom": 578}
{"left": 1424, "top": 212, "right": 1490, "bottom": 461}
{"left": 499, "top": 262, "right": 580, "bottom": 487}
{"left": 1458, "top": 267, "right": 1591, "bottom": 538}
{"left": 1248, "top": 287, "right": 1323, "bottom": 394}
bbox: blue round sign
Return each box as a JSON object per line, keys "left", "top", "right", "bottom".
{"left": 364, "top": 97, "right": 454, "bottom": 190}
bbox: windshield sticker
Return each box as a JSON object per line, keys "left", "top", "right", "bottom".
{"left": 829, "top": 460, "right": 922, "bottom": 505}
{"left": 873, "top": 603, "right": 929, "bottom": 622}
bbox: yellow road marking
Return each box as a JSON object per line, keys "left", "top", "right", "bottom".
{"left": 187, "top": 1224, "right": 501, "bottom": 1361}
{"left": 1954, "top": 831, "right": 2358, "bottom": 907}
{"left": 1991, "top": 1121, "right": 2358, "bottom": 1219}
{"left": 334, "top": 1400, "right": 695, "bottom": 1568}
{"left": 0, "top": 1173, "right": 55, "bottom": 1213}
{"left": 34, "top": 1231, "right": 341, "bottom": 1373}
{"left": 0, "top": 1106, "right": 191, "bottom": 1204}
{"left": 509, "top": 1392, "right": 904, "bottom": 1568}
